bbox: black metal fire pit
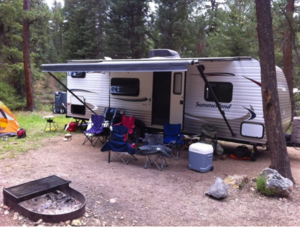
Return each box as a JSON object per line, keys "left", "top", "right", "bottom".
{"left": 3, "top": 175, "right": 86, "bottom": 223}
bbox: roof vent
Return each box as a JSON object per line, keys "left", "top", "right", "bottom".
{"left": 149, "top": 49, "right": 180, "bottom": 59}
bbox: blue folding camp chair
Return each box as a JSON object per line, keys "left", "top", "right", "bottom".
{"left": 82, "top": 114, "right": 106, "bottom": 146}
{"left": 163, "top": 123, "right": 184, "bottom": 160}
{"left": 101, "top": 125, "right": 136, "bottom": 164}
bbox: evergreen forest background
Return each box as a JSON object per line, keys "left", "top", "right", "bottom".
{"left": 1, "top": 0, "right": 300, "bottom": 111}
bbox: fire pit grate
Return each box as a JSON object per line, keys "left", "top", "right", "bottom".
{"left": 3, "top": 175, "right": 86, "bottom": 223}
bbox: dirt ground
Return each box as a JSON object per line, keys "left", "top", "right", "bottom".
{"left": 1, "top": 133, "right": 300, "bottom": 227}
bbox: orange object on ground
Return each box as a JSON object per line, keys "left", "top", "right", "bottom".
{"left": 0, "top": 101, "right": 20, "bottom": 137}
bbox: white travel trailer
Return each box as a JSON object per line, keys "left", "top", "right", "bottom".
{"left": 42, "top": 50, "right": 292, "bottom": 147}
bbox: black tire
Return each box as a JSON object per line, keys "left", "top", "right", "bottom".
{"left": 132, "top": 125, "right": 142, "bottom": 142}
{"left": 132, "top": 121, "right": 145, "bottom": 142}
{"left": 294, "top": 142, "right": 300, "bottom": 150}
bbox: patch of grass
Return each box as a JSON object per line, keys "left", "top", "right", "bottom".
{"left": 9, "top": 152, "right": 15, "bottom": 158}
{"left": 35, "top": 102, "right": 53, "bottom": 112}
{"left": 256, "top": 176, "right": 275, "bottom": 196}
{"left": 0, "top": 111, "right": 78, "bottom": 158}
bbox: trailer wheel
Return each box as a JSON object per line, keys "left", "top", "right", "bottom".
{"left": 132, "top": 120, "right": 145, "bottom": 142}
{"left": 132, "top": 125, "right": 142, "bottom": 142}
{"left": 294, "top": 143, "right": 300, "bottom": 150}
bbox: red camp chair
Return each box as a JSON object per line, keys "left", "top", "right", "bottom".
{"left": 115, "top": 115, "right": 135, "bottom": 135}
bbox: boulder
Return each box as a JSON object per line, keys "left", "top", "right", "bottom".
{"left": 260, "top": 168, "right": 293, "bottom": 197}
{"left": 224, "top": 174, "right": 248, "bottom": 189}
{"left": 205, "top": 177, "right": 228, "bottom": 199}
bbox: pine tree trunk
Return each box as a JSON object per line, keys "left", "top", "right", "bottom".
{"left": 23, "top": 0, "right": 35, "bottom": 111}
{"left": 255, "top": 0, "right": 294, "bottom": 182}
{"left": 283, "top": 0, "right": 295, "bottom": 120}
{"left": 97, "top": 0, "right": 103, "bottom": 58}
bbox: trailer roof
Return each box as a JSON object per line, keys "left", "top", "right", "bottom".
{"left": 41, "top": 57, "right": 252, "bottom": 72}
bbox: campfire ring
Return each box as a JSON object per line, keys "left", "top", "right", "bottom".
{"left": 3, "top": 175, "right": 86, "bottom": 223}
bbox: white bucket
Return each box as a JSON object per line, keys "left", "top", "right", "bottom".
{"left": 2, "top": 136, "right": 8, "bottom": 141}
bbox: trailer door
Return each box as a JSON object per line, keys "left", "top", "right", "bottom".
{"left": 152, "top": 71, "right": 185, "bottom": 126}
{"left": 152, "top": 72, "right": 171, "bottom": 125}
{"left": 169, "top": 72, "right": 185, "bottom": 125}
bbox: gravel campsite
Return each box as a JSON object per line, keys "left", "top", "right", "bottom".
{"left": 1, "top": 133, "right": 300, "bottom": 226}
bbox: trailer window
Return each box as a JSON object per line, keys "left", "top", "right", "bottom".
{"left": 69, "top": 72, "right": 86, "bottom": 78}
{"left": 204, "top": 82, "right": 233, "bottom": 103}
{"left": 241, "top": 122, "right": 264, "bottom": 139}
{"left": 173, "top": 73, "right": 182, "bottom": 94}
{"left": 111, "top": 78, "right": 139, "bottom": 96}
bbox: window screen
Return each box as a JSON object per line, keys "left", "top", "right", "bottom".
{"left": 204, "top": 82, "right": 233, "bottom": 103}
{"left": 111, "top": 78, "right": 139, "bottom": 96}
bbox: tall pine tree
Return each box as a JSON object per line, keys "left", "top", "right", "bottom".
{"left": 104, "top": 0, "right": 150, "bottom": 59}
{"left": 47, "top": 0, "right": 65, "bottom": 63}
{"left": 0, "top": 0, "right": 24, "bottom": 107}
{"left": 63, "top": 0, "right": 107, "bottom": 59}
{"left": 205, "top": 0, "right": 258, "bottom": 57}
{"left": 153, "top": 0, "right": 197, "bottom": 56}
{"left": 0, "top": 0, "right": 50, "bottom": 108}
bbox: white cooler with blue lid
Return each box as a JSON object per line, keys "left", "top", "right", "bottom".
{"left": 188, "top": 142, "right": 214, "bottom": 172}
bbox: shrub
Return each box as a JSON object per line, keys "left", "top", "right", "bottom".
{"left": 256, "top": 176, "right": 275, "bottom": 196}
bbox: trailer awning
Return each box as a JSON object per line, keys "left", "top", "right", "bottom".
{"left": 42, "top": 60, "right": 193, "bottom": 72}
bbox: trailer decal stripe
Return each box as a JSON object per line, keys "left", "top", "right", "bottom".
{"left": 243, "top": 107, "right": 256, "bottom": 120}
{"left": 70, "top": 89, "right": 99, "bottom": 95}
{"left": 243, "top": 76, "right": 261, "bottom": 87}
{"left": 113, "top": 97, "right": 148, "bottom": 102}
{"left": 205, "top": 73, "right": 235, "bottom": 77}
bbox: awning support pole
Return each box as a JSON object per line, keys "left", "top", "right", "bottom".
{"left": 47, "top": 72, "right": 96, "bottom": 115}
{"left": 196, "top": 65, "right": 236, "bottom": 137}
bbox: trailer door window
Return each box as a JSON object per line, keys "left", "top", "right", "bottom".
{"left": 111, "top": 78, "right": 139, "bottom": 96}
{"left": 204, "top": 82, "right": 233, "bottom": 103}
{"left": 173, "top": 73, "right": 182, "bottom": 94}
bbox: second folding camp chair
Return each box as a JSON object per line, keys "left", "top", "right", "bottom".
{"left": 82, "top": 114, "right": 106, "bottom": 146}
{"left": 136, "top": 133, "right": 171, "bottom": 171}
{"left": 143, "top": 133, "right": 164, "bottom": 145}
{"left": 101, "top": 125, "right": 137, "bottom": 164}
{"left": 136, "top": 144, "right": 171, "bottom": 171}
{"left": 163, "top": 123, "right": 184, "bottom": 160}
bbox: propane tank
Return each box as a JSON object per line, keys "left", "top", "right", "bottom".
{"left": 291, "top": 116, "right": 300, "bottom": 143}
